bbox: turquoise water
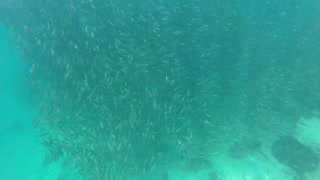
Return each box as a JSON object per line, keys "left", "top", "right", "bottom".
{"left": 0, "top": 22, "right": 79, "bottom": 180}
{"left": 1, "top": 1, "right": 320, "bottom": 180}
{"left": 0, "top": 24, "right": 40, "bottom": 179}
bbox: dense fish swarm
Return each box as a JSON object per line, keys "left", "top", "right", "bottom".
{"left": 1, "top": 0, "right": 320, "bottom": 179}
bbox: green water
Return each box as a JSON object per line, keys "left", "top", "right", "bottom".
{"left": 1, "top": 1, "right": 320, "bottom": 180}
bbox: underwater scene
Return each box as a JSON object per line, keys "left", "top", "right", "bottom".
{"left": 0, "top": 0, "right": 320, "bottom": 179}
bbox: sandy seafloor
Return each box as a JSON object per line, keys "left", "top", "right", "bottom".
{"left": 1, "top": 25, "right": 320, "bottom": 180}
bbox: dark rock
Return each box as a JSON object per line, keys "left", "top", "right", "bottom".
{"left": 271, "top": 136, "right": 319, "bottom": 173}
